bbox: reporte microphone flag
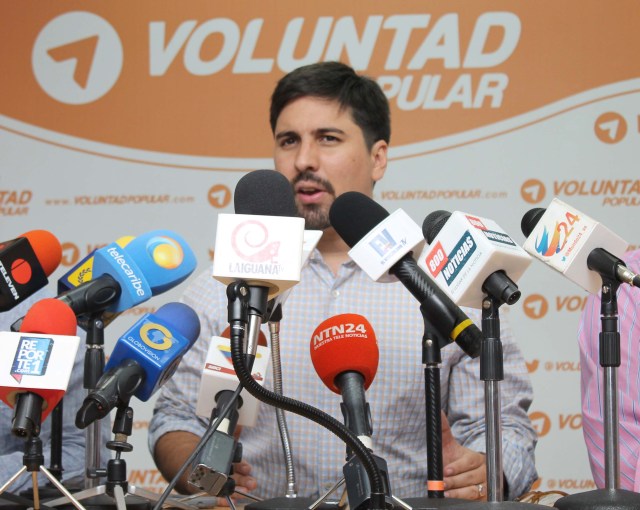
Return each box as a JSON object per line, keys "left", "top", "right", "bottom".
{"left": 75, "top": 302, "right": 200, "bottom": 427}
{"left": 329, "top": 191, "right": 482, "bottom": 359}
{"left": 419, "top": 210, "right": 532, "bottom": 308}
{"left": 521, "top": 197, "right": 630, "bottom": 293}
{"left": 0, "top": 230, "right": 62, "bottom": 311}
{"left": 0, "top": 298, "right": 80, "bottom": 435}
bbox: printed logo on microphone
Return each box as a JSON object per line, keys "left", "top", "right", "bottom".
{"left": 106, "top": 246, "right": 147, "bottom": 297}
{"left": 140, "top": 322, "right": 173, "bottom": 351}
{"left": 205, "top": 344, "right": 264, "bottom": 380}
{"left": 424, "top": 232, "right": 476, "bottom": 286}
{"left": 32, "top": 12, "right": 123, "bottom": 104}
{"left": 11, "top": 337, "right": 54, "bottom": 382}
{"left": 531, "top": 210, "right": 581, "bottom": 259}
{"left": 368, "top": 228, "right": 407, "bottom": 266}
{"left": 520, "top": 179, "right": 546, "bottom": 204}
{"left": 146, "top": 236, "right": 185, "bottom": 270}
{"left": 230, "top": 220, "right": 282, "bottom": 275}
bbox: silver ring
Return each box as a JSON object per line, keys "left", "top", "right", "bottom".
{"left": 477, "top": 483, "right": 485, "bottom": 497}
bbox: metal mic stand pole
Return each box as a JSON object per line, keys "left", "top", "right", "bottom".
{"left": 554, "top": 274, "right": 640, "bottom": 510}
{"left": 84, "top": 313, "right": 108, "bottom": 489}
{"left": 447, "top": 273, "right": 544, "bottom": 510}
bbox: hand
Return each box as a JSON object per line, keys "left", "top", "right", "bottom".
{"left": 216, "top": 460, "right": 258, "bottom": 507}
{"left": 440, "top": 411, "right": 487, "bottom": 500}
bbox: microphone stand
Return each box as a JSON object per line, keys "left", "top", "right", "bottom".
{"left": 553, "top": 273, "right": 640, "bottom": 510}
{"left": 446, "top": 272, "right": 544, "bottom": 510}
{"left": 83, "top": 312, "right": 108, "bottom": 489}
{"left": 0, "top": 394, "right": 86, "bottom": 510}
{"left": 402, "top": 310, "right": 473, "bottom": 510}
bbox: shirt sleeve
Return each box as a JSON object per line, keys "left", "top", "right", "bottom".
{"left": 148, "top": 270, "right": 223, "bottom": 455}
{"left": 445, "top": 306, "right": 538, "bottom": 500}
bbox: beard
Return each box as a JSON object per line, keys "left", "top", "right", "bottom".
{"left": 298, "top": 202, "right": 332, "bottom": 230}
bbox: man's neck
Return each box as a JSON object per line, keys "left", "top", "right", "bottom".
{"left": 317, "top": 227, "right": 351, "bottom": 275}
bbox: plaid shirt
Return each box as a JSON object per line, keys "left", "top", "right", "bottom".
{"left": 149, "top": 250, "right": 537, "bottom": 500}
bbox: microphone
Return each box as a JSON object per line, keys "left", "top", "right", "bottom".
{"left": 419, "top": 210, "right": 532, "bottom": 307}
{"left": 0, "top": 298, "right": 80, "bottom": 437}
{"left": 521, "top": 198, "right": 632, "bottom": 293}
{"left": 310, "top": 314, "right": 392, "bottom": 510}
{"left": 56, "top": 229, "right": 197, "bottom": 317}
{"left": 0, "top": 230, "right": 62, "bottom": 311}
{"left": 329, "top": 192, "right": 482, "bottom": 358}
{"left": 310, "top": 313, "right": 378, "bottom": 446}
{"left": 57, "top": 235, "right": 134, "bottom": 294}
{"left": 213, "top": 170, "right": 305, "bottom": 301}
{"left": 75, "top": 302, "right": 200, "bottom": 428}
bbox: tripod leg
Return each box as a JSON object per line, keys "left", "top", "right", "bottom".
{"left": 225, "top": 494, "right": 237, "bottom": 510}
{"left": 0, "top": 466, "right": 28, "bottom": 494}
{"left": 38, "top": 466, "right": 87, "bottom": 510}
{"left": 112, "top": 485, "right": 128, "bottom": 510}
{"left": 308, "top": 477, "right": 346, "bottom": 510}
{"left": 128, "top": 485, "right": 199, "bottom": 510}
{"left": 44, "top": 484, "right": 106, "bottom": 507}
{"left": 32, "top": 473, "right": 40, "bottom": 510}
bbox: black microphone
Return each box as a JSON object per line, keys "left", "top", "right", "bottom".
{"left": 329, "top": 192, "right": 482, "bottom": 358}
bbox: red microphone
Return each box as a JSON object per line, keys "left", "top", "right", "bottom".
{"left": 310, "top": 313, "right": 379, "bottom": 443}
{"left": 0, "top": 230, "right": 62, "bottom": 311}
{"left": 0, "top": 298, "right": 79, "bottom": 436}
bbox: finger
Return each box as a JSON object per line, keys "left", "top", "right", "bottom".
{"left": 444, "top": 483, "right": 486, "bottom": 501}
{"left": 444, "top": 451, "right": 486, "bottom": 476}
{"left": 444, "top": 464, "right": 485, "bottom": 491}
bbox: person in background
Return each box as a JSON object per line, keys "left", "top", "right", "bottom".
{"left": 0, "top": 288, "right": 110, "bottom": 495}
{"left": 578, "top": 248, "right": 640, "bottom": 491}
{"left": 149, "top": 61, "right": 538, "bottom": 502}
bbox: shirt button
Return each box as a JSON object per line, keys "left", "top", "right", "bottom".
{"left": 332, "top": 290, "right": 340, "bottom": 298}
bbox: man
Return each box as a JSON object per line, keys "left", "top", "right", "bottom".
{"left": 578, "top": 248, "right": 640, "bottom": 490}
{"left": 149, "top": 61, "right": 537, "bottom": 501}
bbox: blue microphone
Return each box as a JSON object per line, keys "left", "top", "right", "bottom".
{"left": 75, "top": 302, "right": 200, "bottom": 428}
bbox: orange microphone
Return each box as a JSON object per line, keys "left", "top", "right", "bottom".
{"left": 0, "top": 230, "right": 62, "bottom": 311}
{"left": 310, "top": 313, "right": 379, "bottom": 441}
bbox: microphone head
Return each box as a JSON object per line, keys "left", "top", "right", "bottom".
{"left": 521, "top": 208, "right": 546, "bottom": 238}
{"left": 155, "top": 302, "right": 201, "bottom": 347}
{"left": 117, "top": 229, "right": 197, "bottom": 295}
{"left": 234, "top": 169, "right": 299, "bottom": 217}
{"left": 329, "top": 192, "right": 388, "bottom": 247}
{"left": 422, "top": 210, "right": 451, "bottom": 244}
{"left": 20, "top": 230, "right": 62, "bottom": 277}
{"left": 310, "top": 313, "right": 379, "bottom": 394}
{"left": 20, "top": 298, "right": 77, "bottom": 335}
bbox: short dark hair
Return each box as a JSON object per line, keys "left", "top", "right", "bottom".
{"left": 269, "top": 61, "right": 390, "bottom": 149}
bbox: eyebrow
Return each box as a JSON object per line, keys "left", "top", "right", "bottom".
{"left": 275, "top": 127, "right": 347, "bottom": 141}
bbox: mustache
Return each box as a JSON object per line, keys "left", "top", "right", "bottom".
{"left": 292, "top": 171, "right": 336, "bottom": 196}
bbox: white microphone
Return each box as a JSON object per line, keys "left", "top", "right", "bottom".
{"left": 418, "top": 210, "right": 533, "bottom": 308}
{"left": 195, "top": 333, "right": 270, "bottom": 428}
{"left": 213, "top": 170, "right": 305, "bottom": 302}
{"left": 521, "top": 198, "right": 631, "bottom": 293}
{"left": 0, "top": 299, "right": 80, "bottom": 437}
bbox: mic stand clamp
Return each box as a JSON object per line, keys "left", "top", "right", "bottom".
{"left": 0, "top": 435, "right": 86, "bottom": 510}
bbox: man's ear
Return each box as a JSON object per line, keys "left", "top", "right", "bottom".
{"left": 371, "top": 140, "right": 388, "bottom": 184}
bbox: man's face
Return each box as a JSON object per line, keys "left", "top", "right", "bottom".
{"left": 273, "top": 96, "right": 387, "bottom": 230}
